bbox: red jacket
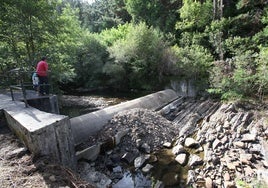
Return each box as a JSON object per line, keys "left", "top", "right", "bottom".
{"left": 36, "top": 60, "right": 48, "bottom": 76}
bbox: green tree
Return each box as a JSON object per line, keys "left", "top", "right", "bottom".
{"left": 74, "top": 34, "right": 109, "bottom": 88}
{"left": 81, "top": 0, "right": 130, "bottom": 33}
{"left": 125, "top": 0, "right": 182, "bottom": 34}
{"left": 172, "top": 44, "right": 213, "bottom": 90}
{"left": 104, "top": 23, "right": 172, "bottom": 90}
{"left": 176, "top": 0, "right": 213, "bottom": 32}
{"left": 0, "top": 0, "right": 59, "bottom": 66}
{"left": 256, "top": 47, "right": 268, "bottom": 99}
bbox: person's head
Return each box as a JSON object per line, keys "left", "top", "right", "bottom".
{"left": 41, "top": 56, "right": 47, "bottom": 61}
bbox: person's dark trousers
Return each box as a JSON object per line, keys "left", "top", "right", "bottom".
{"left": 38, "top": 76, "right": 49, "bottom": 95}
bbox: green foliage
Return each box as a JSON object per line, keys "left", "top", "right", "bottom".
{"left": 176, "top": 0, "right": 213, "bottom": 32}
{"left": 99, "top": 24, "right": 131, "bottom": 46}
{"left": 81, "top": 0, "right": 129, "bottom": 33}
{"left": 0, "top": 0, "right": 60, "bottom": 65}
{"left": 74, "top": 34, "right": 109, "bottom": 88}
{"left": 125, "top": 0, "right": 181, "bottom": 34}
{"left": 172, "top": 44, "right": 213, "bottom": 89}
{"left": 232, "top": 50, "right": 258, "bottom": 95}
{"left": 256, "top": 47, "right": 268, "bottom": 98}
{"left": 1, "top": 0, "right": 268, "bottom": 98}
{"left": 104, "top": 23, "right": 172, "bottom": 90}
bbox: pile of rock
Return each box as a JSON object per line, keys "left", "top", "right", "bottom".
{"left": 167, "top": 102, "right": 268, "bottom": 187}
{"left": 95, "top": 108, "right": 181, "bottom": 152}
{"left": 77, "top": 99, "right": 268, "bottom": 188}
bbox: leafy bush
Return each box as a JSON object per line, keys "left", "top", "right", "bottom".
{"left": 172, "top": 44, "right": 213, "bottom": 91}
{"left": 74, "top": 34, "right": 109, "bottom": 88}
{"left": 105, "top": 22, "right": 172, "bottom": 90}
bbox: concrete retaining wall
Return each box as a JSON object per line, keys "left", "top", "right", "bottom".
{"left": 70, "top": 89, "right": 178, "bottom": 145}
{"left": 0, "top": 94, "right": 76, "bottom": 170}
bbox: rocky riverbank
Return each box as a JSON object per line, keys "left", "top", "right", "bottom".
{"left": 77, "top": 97, "right": 268, "bottom": 188}
{"left": 1, "top": 94, "right": 268, "bottom": 188}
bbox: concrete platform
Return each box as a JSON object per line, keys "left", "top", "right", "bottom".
{"left": 0, "top": 94, "right": 76, "bottom": 169}
{"left": 5, "top": 89, "right": 59, "bottom": 114}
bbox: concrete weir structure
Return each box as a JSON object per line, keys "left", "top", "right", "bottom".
{"left": 70, "top": 89, "right": 178, "bottom": 145}
{"left": 0, "top": 94, "right": 76, "bottom": 170}
{"left": 0, "top": 89, "right": 178, "bottom": 169}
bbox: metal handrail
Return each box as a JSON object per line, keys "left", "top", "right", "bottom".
{"left": 10, "top": 83, "right": 51, "bottom": 108}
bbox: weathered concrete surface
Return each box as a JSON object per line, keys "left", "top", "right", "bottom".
{"left": 6, "top": 89, "right": 60, "bottom": 114}
{"left": 71, "top": 89, "right": 178, "bottom": 145}
{"left": 0, "top": 94, "right": 76, "bottom": 169}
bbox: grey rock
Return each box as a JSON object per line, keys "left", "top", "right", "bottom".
{"left": 140, "top": 143, "right": 151, "bottom": 153}
{"left": 223, "top": 172, "right": 231, "bottom": 181}
{"left": 163, "top": 142, "right": 172, "bottom": 148}
{"left": 224, "top": 181, "right": 236, "bottom": 188}
{"left": 142, "top": 164, "right": 153, "bottom": 173}
{"left": 241, "top": 133, "right": 256, "bottom": 142}
{"left": 188, "top": 154, "right": 203, "bottom": 167}
{"left": 154, "top": 180, "right": 165, "bottom": 188}
{"left": 184, "top": 137, "right": 199, "bottom": 148}
{"left": 205, "top": 177, "right": 214, "bottom": 188}
{"left": 187, "top": 170, "right": 195, "bottom": 185}
{"left": 121, "top": 152, "right": 138, "bottom": 164}
{"left": 113, "top": 166, "right": 122, "bottom": 173}
{"left": 83, "top": 170, "right": 112, "bottom": 188}
{"left": 6, "top": 147, "right": 28, "bottom": 159}
{"left": 134, "top": 155, "right": 150, "bottom": 168}
{"left": 233, "top": 141, "right": 245, "bottom": 148}
{"left": 240, "top": 153, "right": 253, "bottom": 164}
{"left": 212, "top": 139, "right": 222, "bottom": 150}
{"left": 175, "top": 153, "right": 187, "bottom": 165}
{"left": 244, "top": 166, "right": 255, "bottom": 176}
{"left": 172, "top": 144, "right": 184, "bottom": 155}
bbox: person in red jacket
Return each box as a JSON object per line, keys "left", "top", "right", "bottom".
{"left": 36, "top": 56, "right": 49, "bottom": 95}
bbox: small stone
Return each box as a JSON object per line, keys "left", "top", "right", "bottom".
{"left": 172, "top": 144, "right": 184, "bottom": 155}
{"left": 134, "top": 155, "right": 150, "bottom": 168}
{"left": 149, "top": 154, "right": 158, "bottom": 163}
{"left": 197, "top": 146, "right": 204, "bottom": 152}
{"left": 113, "top": 166, "right": 122, "bottom": 173}
{"left": 175, "top": 153, "right": 187, "bottom": 165}
{"left": 154, "top": 180, "right": 165, "bottom": 188}
{"left": 187, "top": 170, "right": 195, "bottom": 185}
{"left": 140, "top": 143, "right": 151, "bottom": 153}
{"left": 7, "top": 147, "right": 28, "bottom": 159}
{"left": 233, "top": 141, "right": 245, "bottom": 148}
{"left": 215, "top": 178, "right": 222, "bottom": 185}
{"left": 184, "top": 137, "right": 199, "bottom": 148}
{"left": 136, "top": 139, "right": 142, "bottom": 147}
{"left": 221, "top": 135, "right": 228, "bottom": 144}
{"left": 244, "top": 166, "right": 254, "bottom": 176}
{"left": 224, "top": 181, "right": 236, "bottom": 188}
{"left": 142, "top": 164, "right": 153, "bottom": 173}
{"left": 212, "top": 139, "right": 222, "bottom": 150}
{"left": 241, "top": 133, "right": 256, "bottom": 142}
{"left": 205, "top": 177, "right": 213, "bottom": 188}
{"left": 226, "top": 162, "right": 236, "bottom": 170}
{"left": 121, "top": 152, "right": 137, "bottom": 164}
{"left": 188, "top": 154, "right": 203, "bottom": 167}
{"left": 240, "top": 154, "right": 252, "bottom": 164}
{"left": 163, "top": 142, "right": 172, "bottom": 148}
{"left": 49, "top": 175, "right": 56, "bottom": 182}
{"left": 223, "top": 172, "right": 230, "bottom": 181}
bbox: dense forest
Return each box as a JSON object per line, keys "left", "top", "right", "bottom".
{"left": 0, "top": 0, "right": 267, "bottom": 100}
